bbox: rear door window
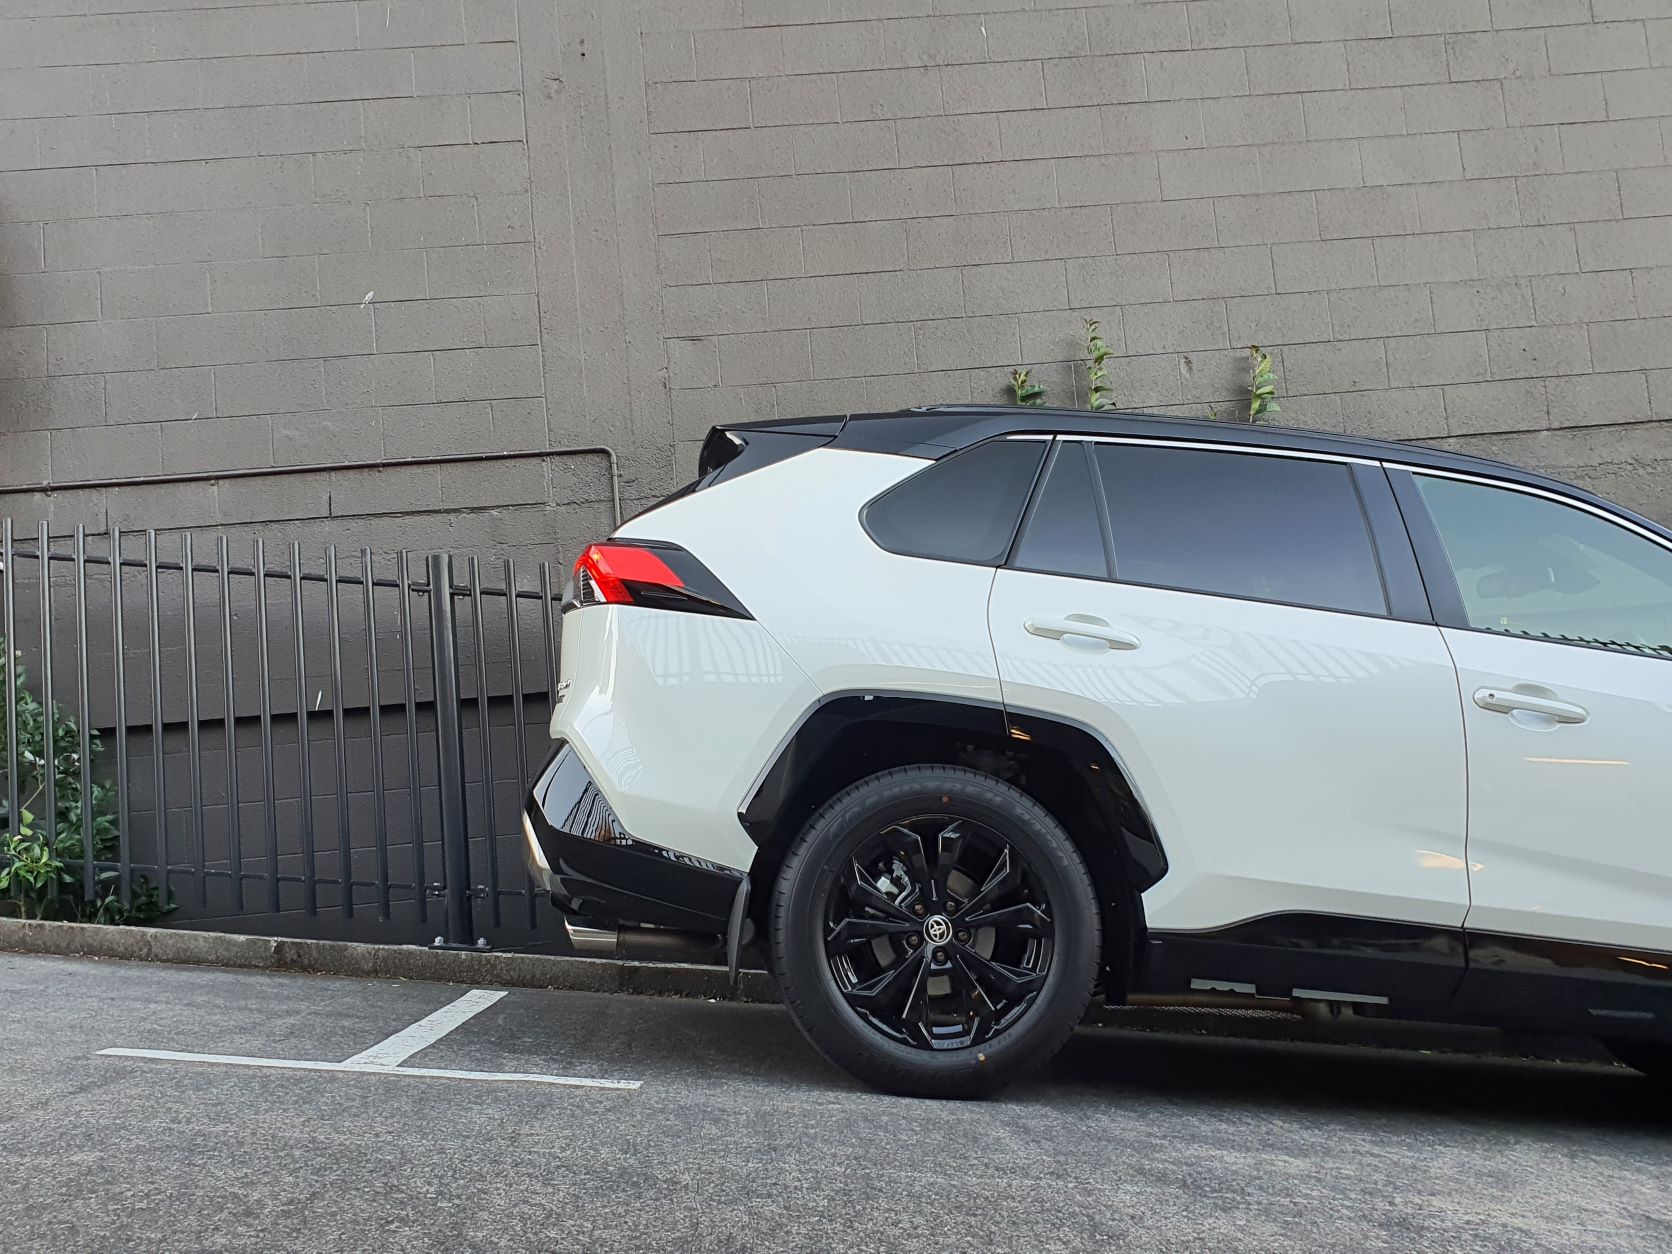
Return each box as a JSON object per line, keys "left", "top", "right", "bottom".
{"left": 1091, "top": 443, "right": 1388, "bottom": 616}
{"left": 863, "top": 438, "right": 1046, "bottom": 565}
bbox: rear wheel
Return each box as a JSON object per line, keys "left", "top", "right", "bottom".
{"left": 771, "top": 765, "right": 1100, "bottom": 1098}
{"left": 1607, "top": 1039, "right": 1672, "bottom": 1087}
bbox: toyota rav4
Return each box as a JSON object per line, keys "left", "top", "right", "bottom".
{"left": 522, "top": 405, "right": 1672, "bottom": 1098}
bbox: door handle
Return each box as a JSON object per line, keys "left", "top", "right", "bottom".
{"left": 1024, "top": 615, "right": 1141, "bottom": 651}
{"left": 1472, "top": 687, "right": 1589, "bottom": 725}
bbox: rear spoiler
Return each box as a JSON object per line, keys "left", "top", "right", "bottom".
{"left": 695, "top": 414, "right": 848, "bottom": 483}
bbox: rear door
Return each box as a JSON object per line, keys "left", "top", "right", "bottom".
{"left": 987, "top": 438, "right": 1471, "bottom": 947}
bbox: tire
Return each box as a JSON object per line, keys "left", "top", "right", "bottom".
{"left": 770, "top": 765, "right": 1101, "bottom": 1099}
{"left": 1606, "top": 1039, "right": 1672, "bottom": 1087}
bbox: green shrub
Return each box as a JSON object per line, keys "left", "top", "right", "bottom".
{"left": 1084, "top": 319, "right": 1116, "bottom": 412}
{"left": 1008, "top": 367, "right": 1046, "bottom": 407}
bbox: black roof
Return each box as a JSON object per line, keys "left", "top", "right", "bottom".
{"left": 719, "top": 403, "right": 1666, "bottom": 538}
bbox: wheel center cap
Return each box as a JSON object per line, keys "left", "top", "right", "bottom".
{"left": 923, "top": 914, "right": 952, "bottom": 945}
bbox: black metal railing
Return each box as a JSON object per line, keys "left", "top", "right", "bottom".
{"left": 0, "top": 519, "right": 564, "bottom": 949}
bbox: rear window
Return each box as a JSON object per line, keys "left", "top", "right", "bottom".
{"left": 1091, "top": 444, "right": 1387, "bottom": 616}
{"left": 863, "top": 439, "right": 1047, "bottom": 565}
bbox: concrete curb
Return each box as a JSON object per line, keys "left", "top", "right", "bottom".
{"left": 0, "top": 918, "right": 782, "bottom": 1004}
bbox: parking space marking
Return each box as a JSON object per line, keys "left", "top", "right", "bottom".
{"left": 98, "top": 988, "right": 643, "bottom": 1091}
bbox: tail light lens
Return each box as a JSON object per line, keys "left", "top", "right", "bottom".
{"left": 566, "top": 541, "right": 750, "bottom": 619}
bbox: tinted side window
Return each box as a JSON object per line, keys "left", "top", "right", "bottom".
{"left": 864, "top": 439, "right": 1046, "bottom": 565}
{"left": 1414, "top": 474, "right": 1672, "bottom": 657}
{"left": 1093, "top": 445, "right": 1387, "bottom": 615}
{"left": 1013, "top": 442, "right": 1109, "bottom": 579}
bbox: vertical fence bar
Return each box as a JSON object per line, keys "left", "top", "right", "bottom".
{"left": 110, "top": 528, "right": 129, "bottom": 904}
{"left": 427, "top": 553, "right": 474, "bottom": 947}
{"left": 253, "top": 539, "right": 279, "bottom": 914}
{"left": 74, "top": 527, "right": 94, "bottom": 901}
{"left": 146, "top": 531, "right": 167, "bottom": 905}
{"left": 2, "top": 520, "right": 17, "bottom": 852}
{"left": 539, "top": 560, "right": 558, "bottom": 701}
{"left": 219, "top": 537, "right": 243, "bottom": 911}
{"left": 362, "top": 548, "right": 390, "bottom": 920}
{"left": 505, "top": 559, "right": 534, "bottom": 928}
{"left": 39, "top": 523, "right": 57, "bottom": 854}
{"left": 183, "top": 534, "right": 206, "bottom": 907}
{"left": 467, "top": 557, "right": 499, "bottom": 928}
{"left": 291, "top": 542, "right": 315, "bottom": 916}
{"left": 399, "top": 552, "right": 426, "bottom": 923}
{"left": 326, "top": 545, "right": 349, "bottom": 919}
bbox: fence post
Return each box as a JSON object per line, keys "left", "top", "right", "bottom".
{"left": 427, "top": 553, "right": 477, "bottom": 948}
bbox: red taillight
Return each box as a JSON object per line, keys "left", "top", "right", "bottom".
{"left": 575, "top": 543, "right": 684, "bottom": 605}
{"left": 567, "top": 540, "right": 749, "bottom": 619}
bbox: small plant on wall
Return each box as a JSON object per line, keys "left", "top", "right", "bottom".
{"left": 1248, "top": 345, "right": 1280, "bottom": 424}
{"left": 1008, "top": 368, "right": 1046, "bottom": 407}
{"left": 1084, "top": 319, "right": 1116, "bottom": 411}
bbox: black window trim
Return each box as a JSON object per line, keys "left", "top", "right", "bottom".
{"left": 1386, "top": 462, "right": 1672, "bottom": 663}
{"left": 1005, "top": 434, "right": 1417, "bottom": 624}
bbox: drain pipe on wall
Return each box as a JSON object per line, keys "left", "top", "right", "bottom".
{"left": 0, "top": 445, "right": 626, "bottom": 530}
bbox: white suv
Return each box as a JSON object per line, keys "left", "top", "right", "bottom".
{"left": 523, "top": 405, "right": 1672, "bottom": 1097}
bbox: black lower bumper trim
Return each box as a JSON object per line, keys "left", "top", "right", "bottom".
{"left": 523, "top": 743, "right": 744, "bottom": 935}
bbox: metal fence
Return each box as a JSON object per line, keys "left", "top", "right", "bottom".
{"left": 0, "top": 519, "right": 566, "bottom": 950}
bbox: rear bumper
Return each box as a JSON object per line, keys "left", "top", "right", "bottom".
{"left": 522, "top": 742, "right": 745, "bottom": 935}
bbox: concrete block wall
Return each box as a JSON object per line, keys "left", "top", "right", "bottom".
{"left": 2, "top": 0, "right": 1670, "bottom": 545}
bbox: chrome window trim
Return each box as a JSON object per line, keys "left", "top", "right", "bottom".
{"left": 1401, "top": 465, "right": 1672, "bottom": 555}
{"left": 1064, "top": 434, "right": 1379, "bottom": 468}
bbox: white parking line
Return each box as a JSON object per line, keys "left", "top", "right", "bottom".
{"left": 97, "top": 988, "right": 643, "bottom": 1092}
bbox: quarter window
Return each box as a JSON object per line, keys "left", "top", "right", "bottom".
{"left": 1413, "top": 474, "right": 1672, "bottom": 658}
{"left": 863, "top": 438, "right": 1046, "bottom": 566}
{"left": 1091, "top": 444, "right": 1388, "bottom": 615}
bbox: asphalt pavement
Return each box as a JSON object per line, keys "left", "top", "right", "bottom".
{"left": 3, "top": 952, "right": 1668, "bottom": 1253}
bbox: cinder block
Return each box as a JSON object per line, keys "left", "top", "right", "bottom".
{"left": 983, "top": 9, "right": 1089, "bottom": 59}
{"left": 851, "top": 167, "right": 954, "bottom": 220}
{"left": 764, "top": 274, "right": 861, "bottom": 328}
{"left": 1486, "top": 324, "right": 1592, "bottom": 377}
{"left": 1102, "top": 100, "right": 1207, "bottom": 152}
{"left": 1169, "top": 245, "right": 1275, "bottom": 299}
{"left": 1009, "top": 206, "right": 1115, "bottom": 261}
{"left": 1577, "top": 216, "right": 1672, "bottom": 269}
{"left": 1633, "top": 264, "right": 1672, "bottom": 316}
{"left": 906, "top": 213, "right": 1009, "bottom": 269}
{"left": 1144, "top": 49, "right": 1250, "bottom": 100}
{"left": 155, "top": 311, "right": 267, "bottom": 368}
{"left": 781, "top": 23, "right": 885, "bottom": 76}
{"left": 305, "top": 49, "right": 416, "bottom": 102}
{"left": 262, "top": 204, "right": 370, "bottom": 257}
{"left": 420, "top": 142, "right": 528, "bottom": 196}
{"left": 0, "top": 167, "right": 94, "bottom": 220}
{"left": 1418, "top": 179, "right": 1519, "bottom": 232}
{"left": 1559, "top": 118, "right": 1665, "bottom": 171}
{"left": 268, "top": 304, "right": 375, "bottom": 359}
{"left": 1215, "top": 192, "right": 1320, "bottom": 245}
{"left": 1200, "top": 95, "right": 1306, "bottom": 146}
{"left": 1273, "top": 238, "right": 1378, "bottom": 291}
{"left": 656, "top": 179, "right": 761, "bottom": 233}
{"left": 1335, "top": 387, "right": 1448, "bottom": 440}
{"left": 0, "top": 327, "right": 46, "bottom": 381}
{"left": 426, "top": 242, "right": 535, "bottom": 297}
{"left": 214, "top": 360, "right": 327, "bottom": 417}
{"left": 1489, "top": 0, "right": 1591, "bottom": 29}
{"left": 319, "top": 250, "right": 428, "bottom": 304}
{"left": 1503, "top": 74, "right": 1606, "bottom": 127}
{"left": 246, "top": 1, "right": 357, "bottom": 54}
{"left": 650, "top": 133, "right": 703, "bottom": 184}
{"left": 663, "top": 281, "right": 769, "bottom": 337}
{"left": 106, "top": 367, "right": 213, "bottom": 424}
{"left": 939, "top": 62, "right": 1042, "bottom": 116}
{"left": 758, "top": 173, "right": 850, "bottom": 226}
{"left": 953, "top": 160, "right": 1054, "bottom": 213}
{"left": 709, "top": 228, "right": 803, "bottom": 282}
{"left": 51, "top": 421, "right": 162, "bottom": 482}
{"left": 46, "top": 319, "right": 157, "bottom": 376}
{"left": 364, "top": 96, "right": 471, "bottom": 148}
{"left": 997, "top": 107, "right": 1108, "bottom": 160}
{"left": 1430, "top": 277, "right": 1536, "bottom": 331}
{"left": 1376, "top": 231, "right": 1479, "bottom": 284}
{"left": 1316, "top": 185, "right": 1419, "bottom": 238}
{"left": 209, "top": 256, "right": 321, "bottom": 312}
{"left": 37, "top": 114, "right": 147, "bottom": 169}
{"left": 1517, "top": 171, "right": 1623, "bottom": 224}
{"left": 351, "top": 0, "right": 464, "bottom": 49}
{"left": 1346, "top": 35, "right": 1447, "bottom": 88}
{"left": 1188, "top": 0, "right": 1292, "bottom": 48}
{"left": 1475, "top": 224, "right": 1581, "bottom": 277}
{"left": 52, "top": 211, "right": 266, "bottom": 270}
{"left": 1303, "top": 87, "right": 1407, "bottom": 139}
{"left": 1590, "top": 317, "right": 1672, "bottom": 371}
{"left": 1112, "top": 199, "right": 1217, "bottom": 253}
{"left": 1043, "top": 56, "right": 1147, "bottom": 109}
{"left": 1532, "top": 270, "right": 1637, "bottom": 323}
{"left": 1361, "top": 133, "right": 1463, "bottom": 184}
{"left": 1603, "top": 66, "right": 1672, "bottom": 119}
{"left": 1087, "top": 3, "right": 1191, "bottom": 55}
{"left": 2, "top": 270, "right": 98, "bottom": 325}
{"left": 1161, "top": 146, "right": 1259, "bottom": 200}
{"left": 882, "top": 16, "right": 993, "bottom": 68}
{"left": 717, "top": 329, "right": 811, "bottom": 385}
{"left": 1329, "top": 284, "right": 1435, "bottom": 338}
{"left": 1068, "top": 252, "right": 1173, "bottom": 307}
{"left": 1403, "top": 81, "right": 1507, "bottom": 132}
{"left": 787, "top": 120, "right": 899, "bottom": 174}
{"left": 963, "top": 259, "right": 1069, "bottom": 315}
{"left": 695, "top": 27, "right": 782, "bottom": 78}
{"left": 0, "top": 222, "right": 44, "bottom": 274}
{"left": 373, "top": 297, "right": 483, "bottom": 353}
{"left": 858, "top": 266, "right": 964, "bottom": 322}
{"left": 1283, "top": 339, "right": 1389, "bottom": 394}
{"left": 468, "top": 92, "right": 523, "bottom": 144}
{"left": 1384, "top": 330, "right": 1489, "bottom": 384}
{"left": 161, "top": 413, "right": 274, "bottom": 475}
{"left": 323, "top": 351, "right": 435, "bottom": 407}
{"left": 1445, "top": 29, "right": 1548, "bottom": 81}
{"left": 914, "top": 314, "right": 1020, "bottom": 371}
{"left": 1258, "top": 138, "right": 1364, "bottom": 191}
{"left": 802, "top": 220, "right": 904, "bottom": 275}
{"left": 665, "top": 337, "right": 718, "bottom": 389}
{"left": 837, "top": 68, "right": 943, "bottom": 121}
{"left": 0, "top": 430, "right": 49, "bottom": 484}
{"left": 1620, "top": 166, "right": 1672, "bottom": 217}
{"left": 463, "top": 0, "right": 516, "bottom": 42}
{"left": 749, "top": 77, "right": 840, "bottom": 127}
{"left": 1055, "top": 152, "right": 1162, "bottom": 206}
{"left": 701, "top": 128, "right": 796, "bottom": 180}
{"left": 642, "top": 32, "right": 696, "bottom": 84}
{"left": 371, "top": 196, "right": 479, "bottom": 251}
{"left": 1286, "top": 0, "right": 1392, "bottom": 41}
{"left": 481, "top": 293, "right": 538, "bottom": 347}
{"left": 1443, "top": 378, "right": 1549, "bottom": 434}
{"left": 4, "top": 375, "right": 106, "bottom": 432}
{"left": 1391, "top": 0, "right": 1490, "bottom": 35}
{"left": 811, "top": 322, "right": 916, "bottom": 379}
{"left": 1461, "top": 125, "right": 1561, "bottom": 177}
{"left": 1247, "top": 41, "right": 1350, "bottom": 92}
{"left": 1546, "top": 370, "right": 1650, "bottom": 426}
{"left": 1124, "top": 297, "right": 1228, "bottom": 353}
{"left": 1227, "top": 291, "right": 1332, "bottom": 345}
{"left": 100, "top": 264, "right": 208, "bottom": 320}
{"left": 649, "top": 80, "right": 752, "bottom": 135}
{"left": 1547, "top": 21, "right": 1650, "bottom": 74}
